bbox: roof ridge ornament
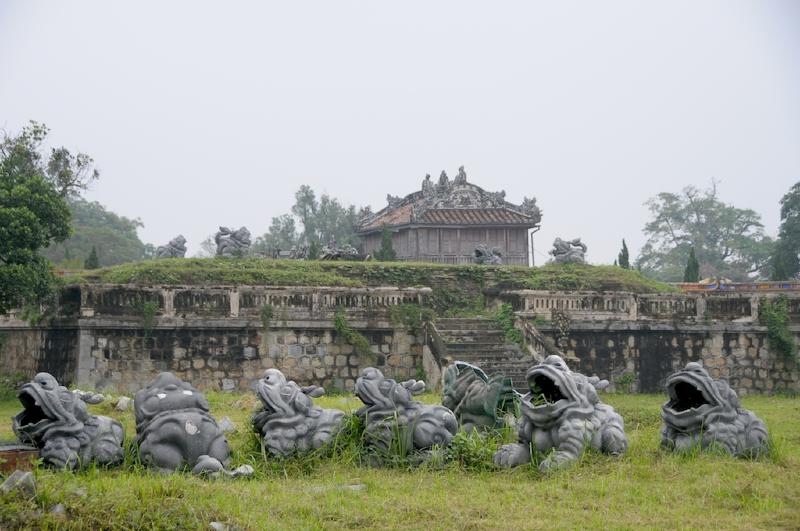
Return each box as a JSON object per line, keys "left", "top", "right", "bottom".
{"left": 358, "top": 166, "right": 542, "bottom": 231}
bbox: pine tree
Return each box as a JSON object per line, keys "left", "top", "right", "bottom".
{"left": 374, "top": 225, "right": 396, "bottom": 261}
{"left": 307, "top": 240, "right": 320, "bottom": 260}
{"left": 683, "top": 247, "right": 700, "bottom": 282}
{"left": 617, "top": 239, "right": 630, "bottom": 269}
{"left": 84, "top": 246, "right": 99, "bottom": 269}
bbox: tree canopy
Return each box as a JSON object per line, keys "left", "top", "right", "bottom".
{"left": 253, "top": 185, "right": 367, "bottom": 255}
{"left": 0, "top": 123, "right": 73, "bottom": 313}
{"left": 636, "top": 183, "right": 774, "bottom": 281}
{"left": 771, "top": 181, "right": 800, "bottom": 280}
{"left": 40, "top": 198, "right": 151, "bottom": 267}
{"left": 251, "top": 214, "right": 299, "bottom": 255}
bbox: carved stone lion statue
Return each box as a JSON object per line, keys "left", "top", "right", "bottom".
{"left": 661, "top": 362, "right": 769, "bottom": 457}
{"left": 355, "top": 367, "right": 458, "bottom": 456}
{"left": 494, "top": 355, "right": 627, "bottom": 470}
{"left": 252, "top": 369, "right": 346, "bottom": 457}
{"left": 13, "top": 373, "right": 125, "bottom": 470}
{"left": 156, "top": 235, "right": 187, "bottom": 259}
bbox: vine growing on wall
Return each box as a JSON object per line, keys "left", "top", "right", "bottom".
{"left": 333, "top": 309, "right": 373, "bottom": 359}
{"left": 389, "top": 303, "right": 435, "bottom": 336}
{"left": 138, "top": 300, "right": 159, "bottom": 339}
{"left": 759, "top": 296, "right": 797, "bottom": 361}
{"left": 260, "top": 304, "right": 273, "bottom": 329}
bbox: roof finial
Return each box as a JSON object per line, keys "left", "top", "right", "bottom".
{"left": 454, "top": 165, "right": 467, "bottom": 184}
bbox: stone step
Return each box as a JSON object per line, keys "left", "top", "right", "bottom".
{"left": 436, "top": 329, "right": 506, "bottom": 337}
{"left": 436, "top": 321, "right": 499, "bottom": 330}
{"left": 435, "top": 319, "right": 498, "bottom": 330}
{"left": 445, "top": 343, "right": 519, "bottom": 352}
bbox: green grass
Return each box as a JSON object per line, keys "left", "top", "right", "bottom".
{"left": 71, "top": 258, "right": 674, "bottom": 293}
{"left": 1, "top": 392, "right": 798, "bottom": 529}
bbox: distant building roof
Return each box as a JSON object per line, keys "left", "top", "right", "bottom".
{"left": 357, "top": 166, "right": 542, "bottom": 234}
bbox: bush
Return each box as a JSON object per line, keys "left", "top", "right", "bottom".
{"left": 389, "top": 303, "right": 435, "bottom": 335}
{"left": 493, "top": 303, "right": 523, "bottom": 347}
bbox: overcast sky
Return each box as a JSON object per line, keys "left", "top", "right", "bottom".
{"left": 1, "top": 1, "right": 798, "bottom": 263}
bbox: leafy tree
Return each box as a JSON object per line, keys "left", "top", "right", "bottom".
{"left": 194, "top": 235, "right": 217, "bottom": 258}
{"left": 256, "top": 185, "right": 364, "bottom": 255}
{"left": 771, "top": 181, "right": 800, "bottom": 280}
{"left": 636, "top": 182, "right": 774, "bottom": 281}
{"left": 84, "top": 246, "right": 99, "bottom": 269}
{"left": 41, "top": 198, "right": 149, "bottom": 267}
{"left": 252, "top": 214, "right": 299, "bottom": 255}
{"left": 291, "top": 185, "right": 319, "bottom": 247}
{"left": 0, "top": 123, "right": 72, "bottom": 313}
{"left": 0, "top": 121, "right": 98, "bottom": 198}
{"left": 373, "top": 225, "right": 397, "bottom": 261}
{"left": 617, "top": 239, "right": 630, "bottom": 269}
{"left": 683, "top": 247, "right": 699, "bottom": 282}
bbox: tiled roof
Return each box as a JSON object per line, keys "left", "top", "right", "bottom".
{"left": 359, "top": 204, "right": 537, "bottom": 232}
{"left": 421, "top": 209, "right": 533, "bottom": 225}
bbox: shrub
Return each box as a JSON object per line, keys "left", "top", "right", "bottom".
{"left": 493, "top": 303, "right": 523, "bottom": 347}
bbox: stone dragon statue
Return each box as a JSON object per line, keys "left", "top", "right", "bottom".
{"left": 441, "top": 361, "right": 519, "bottom": 432}
{"left": 12, "top": 373, "right": 125, "bottom": 470}
{"left": 134, "top": 372, "right": 232, "bottom": 474}
{"left": 550, "top": 237, "right": 587, "bottom": 265}
{"left": 661, "top": 362, "right": 769, "bottom": 457}
{"left": 155, "top": 235, "right": 187, "bottom": 258}
{"left": 473, "top": 244, "right": 503, "bottom": 265}
{"left": 355, "top": 367, "right": 458, "bottom": 456}
{"left": 215, "top": 226, "right": 252, "bottom": 257}
{"left": 494, "top": 355, "right": 627, "bottom": 470}
{"left": 252, "top": 369, "right": 346, "bottom": 457}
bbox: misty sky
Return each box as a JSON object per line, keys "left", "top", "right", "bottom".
{"left": 1, "top": 1, "right": 798, "bottom": 264}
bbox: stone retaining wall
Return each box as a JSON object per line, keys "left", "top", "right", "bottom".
{"left": 77, "top": 326, "right": 423, "bottom": 394}
{"left": 0, "top": 285, "right": 432, "bottom": 393}
{"left": 536, "top": 322, "right": 799, "bottom": 395}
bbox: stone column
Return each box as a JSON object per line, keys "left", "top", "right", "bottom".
{"left": 76, "top": 329, "right": 95, "bottom": 387}
{"left": 695, "top": 295, "right": 706, "bottom": 321}
{"left": 162, "top": 288, "right": 175, "bottom": 317}
{"left": 229, "top": 288, "right": 239, "bottom": 317}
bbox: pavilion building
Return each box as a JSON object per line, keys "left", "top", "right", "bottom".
{"left": 356, "top": 166, "right": 541, "bottom": 266}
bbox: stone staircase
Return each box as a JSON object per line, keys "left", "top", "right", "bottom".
{"left": 434, "top": 317, "right": 536, "bottom": 391}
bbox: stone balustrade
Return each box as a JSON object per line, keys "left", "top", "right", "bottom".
{"left": 499, "top": 289, "right": 800, "bottom": 324}
{"left": 77, "top": 284, "right": 431, "bottom": 321}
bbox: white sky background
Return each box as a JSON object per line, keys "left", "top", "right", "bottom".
{"left": 1, "top": 1, "right": 798, "bottom": 264}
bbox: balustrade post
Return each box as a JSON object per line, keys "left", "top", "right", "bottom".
{"left": 229, "top": 288, "right": 239, "bottom": 317}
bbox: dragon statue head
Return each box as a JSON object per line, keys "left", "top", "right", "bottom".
{"left": 523, "top": 355, "right": 597, "bottom": 427}
{"left": 13, "top": 372, "right": 87, "bottom": 447}
{"left": 661, "top": 362, "right": 769, "bottom": 456}
{"left": 252, "top": 369, "right": 344, "bottom": 457}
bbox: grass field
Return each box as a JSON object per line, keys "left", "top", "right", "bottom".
{"left": 1, "top": 392, "right": 798, "bottom": 530}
